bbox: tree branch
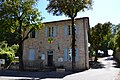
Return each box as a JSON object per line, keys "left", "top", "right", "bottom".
{"left": 20, "top": 27, "right": 34, "bottom": 44}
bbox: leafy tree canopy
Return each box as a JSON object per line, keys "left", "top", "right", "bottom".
{"left": 89, "top": 22, "right": 112, "bottom": 57}
{"left": 114, "top": 29, "right": 120, "bottom": 50}
{"left": 46, "top": 0, "right": 93, "bottom": 18}
{"left": 0, "top": 0, "right": 43, "bottom": 34}
{"left": 0, "top": 0, "right": 43, "bottom": 70}
{"left": 0, "top": 41, "right": 16, "bottom": 66}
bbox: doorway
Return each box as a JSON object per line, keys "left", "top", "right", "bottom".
{"left": 47, "top": 51, "right": 53, "bottom": 66}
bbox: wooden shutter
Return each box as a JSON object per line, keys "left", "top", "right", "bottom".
{"left": 53, "top": 26, "right": 57, "bottom": 37}
{"left": 29, "top": 49, "right": 35, "bottom": 61}
{"left": 64, "top": 25, "right": 68, "bottom": 35}
{"left": 75, "top": 48, "right": 79, "bottom": 61}
{"left": 64, "top": 48, "right": 68, "bottom": 61}
{"left": 45, "top": 27, "right": 48, "bottom": 37}
{"left": 35, "top": 30, "right": 38, "bottom": 38}
{"left": 75, "top": 24, "right": 79, "bottom": 35}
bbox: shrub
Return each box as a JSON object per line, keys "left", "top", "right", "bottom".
{"left": 0, "top": 51, "right": 15, "bottom": 66}
{"left": 0, "top": 41, "right": 15, "bottom": 67}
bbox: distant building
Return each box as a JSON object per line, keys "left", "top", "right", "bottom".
{"left": 23, "top": 17, "right": 90, "bottom": 71}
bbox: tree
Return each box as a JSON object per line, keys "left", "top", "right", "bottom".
{"left": 0, "top": 27, "right": 18, "bottom": 46}
{"left": 0, "top": 41, "right": 15, "bottom": 67}
{"left": 89, "top": 23, "right": 103, "bottom": 61}
{"left": 100, "top": 22, "right": 112, "bottom": 56}
{"left": 46, "top": 0, "right": 93, "bottom": 71}
{"left": 114, "top": 29, "right": 120, "bottom": 50}
{"left": 0, "top": 0, "right": 43, "bottom": 70}
{"left": 109, "top": 24, "right": 120, "bottom": 51}
{"left": 89, "top": 22, "right": 112, "bottom": 60}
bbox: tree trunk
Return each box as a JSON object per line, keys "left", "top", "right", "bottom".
{"left": 94, "top": 50, "right": 98, "bottom": 62}
{"left": 113, "top": 48, "right": 116, "bottom": 58}
{"left": 71, "top": 17, "right": 76, "bottom": 72}
{"left": 19, "top": 41, "right": 24, "bottom": 71}
{"left": 104, "top": 50, "right": 108, "bottom": 57}
{"left": 18, "top": 20, "right": 24, "bottom": 71}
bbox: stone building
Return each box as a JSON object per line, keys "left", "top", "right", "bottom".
{"left": 23, "top": 17, "right": 90, "bottom": 71}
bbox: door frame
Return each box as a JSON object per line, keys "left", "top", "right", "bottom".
{"left": 47, "top": 50, "right": 54, "bottom": 66}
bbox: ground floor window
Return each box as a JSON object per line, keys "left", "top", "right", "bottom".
{"left": 28, "top": 49, "right": 35, "bottom": 61}
{"left": 64, "top": 48, "right": 79, "bottom": 61}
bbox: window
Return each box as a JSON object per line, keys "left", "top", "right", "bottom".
{"left": 45, "top": 26, "right": 57, "bottom": 37}
{"left": 64, "top": 25, "right": 72, "bottom": 35}
{"left": 48, "top": 27, "right": 54, "bottom": 37}
{"left": 68, "top": 48, "right": 72, "bottom": 61}
{"left": 30, "top": 30, "right": 38, "bottom": 38}
{"left": 64, "top": 24, "right": 79, "bottom": 36}
{"left": 63, "top": 48, "right": 79, "bottom": 61}
{"left": 30, "top": 31, "right": 35, "bottom": 38}
{"left": 28, "top": 49, "right": 35, "bottom": 61}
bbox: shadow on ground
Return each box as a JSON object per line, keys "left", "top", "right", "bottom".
{"left": 89, "top": 61, "right": 105, "bottom": 69}
{"left": 89, "top": 56, "right": 120, "bottom": 69}
{"left": 112, "top": 62, "right": 120, "bottom": 68}
{"left": 0, "top": 70, "right": 73, "bottom": 80}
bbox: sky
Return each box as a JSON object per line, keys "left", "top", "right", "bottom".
{"left": 37, "top": 0, "right": 120, "bottom": 27}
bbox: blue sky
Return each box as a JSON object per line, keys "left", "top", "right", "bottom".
{"left": 37, "top": 0, "right": 120, "bottom": 27}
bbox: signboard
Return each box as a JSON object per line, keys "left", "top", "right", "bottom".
{"left": 0, "top": 59, "right": 5, "bottom": 64}
{"left": 41, "top": 54, "right": 45, "bottom": 60}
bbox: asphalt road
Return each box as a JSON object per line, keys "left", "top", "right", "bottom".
{"left": 0, "top": 56, "right": 119, "bottom": 80}
{"left": 63, "top": 56, "right": 120, "bottom": 80}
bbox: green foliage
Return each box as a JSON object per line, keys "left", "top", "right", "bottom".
{"left": 108, "top": 36, "right": 116, "bottom": 50}
{"left": 0, "top": 41, "right": 15, "bottom": 66}
{"left": 114, "top": 29, "right": 120, "bottom": 50}
{"left": 89, "top": 22, "right": 112, "bottom": 56}
{"left": 0, "top": 29, "right": 18, "bottom": 46}
{"left": 11, "top": 44, "right": 19, "bottom": 56}
{"left": 0, "top": 0, "right": 43, "bottom": 70}
{"left": 89, "top": 23, "right": 103, "bottom": 51}
{"left": 0, "top": 0, "right": 43, "bottom": 37}
{"left": 108, "top": 24, "right": 120, "bottom": 51}
{"left": 46, "top": 0, "right": 93, "bottom": 18}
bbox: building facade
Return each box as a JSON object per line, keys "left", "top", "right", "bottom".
{"left": 23, "top": 17, "right": 90, "bottom": 71}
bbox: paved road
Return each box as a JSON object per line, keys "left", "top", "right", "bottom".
{"left": 0, "top": 56, "right": 119, "bottom": 80}
{"left": 0, "top": 70, "right": 70, "bottom": 80}
{"left": 63, "top": 56, "right": 120, "bottom": 80}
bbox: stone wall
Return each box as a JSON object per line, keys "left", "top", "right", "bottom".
{"left": 23, "top": 17, "right": 89, "bottom": 71}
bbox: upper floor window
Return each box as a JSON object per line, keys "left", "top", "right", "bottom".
{"left": 30, "top": 30, "right": 38, "bottom": 38}
{"left": 45, "top": 26, "right": 57, "bottom": 37}
{"left": 64, "top": 24, "right": 79, "bottom": 36}
{"left": 64, "top": 25, "right": 72, "bottom": 35}
{"left": 30, "top": 31, "right": 35, "bottom": 38}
